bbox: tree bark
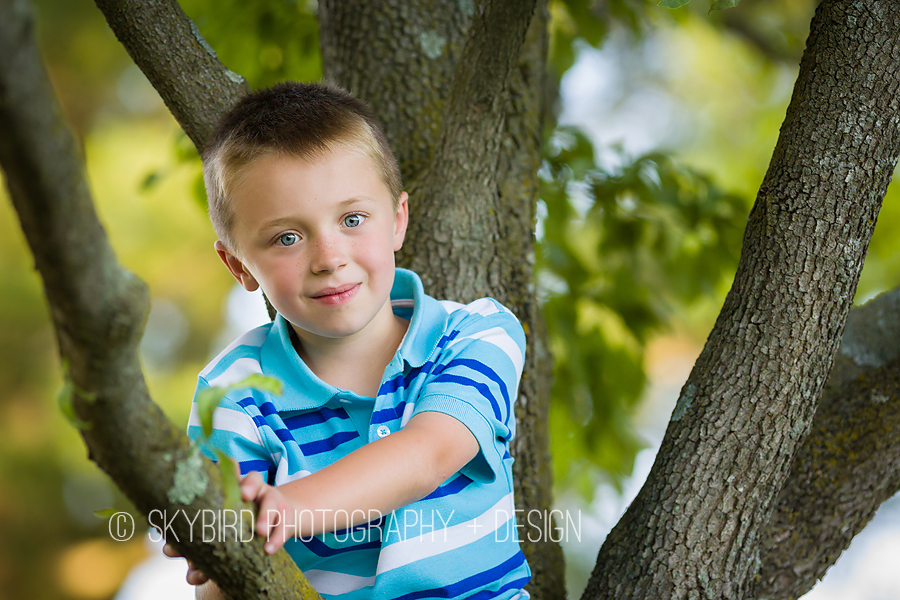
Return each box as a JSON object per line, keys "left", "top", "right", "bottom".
{"left": 0, "top": 1, "right": 316, "bottom": 599}
{"left": 319, "top": 0, "right": 564, "bottom": 597}
{"left": 757, "top": 287, "right": 900, "bottom": 599}
{"left": 583, "top": 1, "right": 900, "bottom": 598}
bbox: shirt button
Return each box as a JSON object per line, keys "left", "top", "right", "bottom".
{"left": 376, "top": 425, "right": 391, "bottom": 438}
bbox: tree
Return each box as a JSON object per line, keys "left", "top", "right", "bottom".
{"left": 1, "top": 0, "right": 900, "bottom": 599}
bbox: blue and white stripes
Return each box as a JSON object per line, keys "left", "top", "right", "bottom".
{"left": 187, "top": 268, "right": 530, "bottom": 599}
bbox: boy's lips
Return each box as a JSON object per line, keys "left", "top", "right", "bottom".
{"left": 310, "top": 283, "right": 360, "bottom": 305}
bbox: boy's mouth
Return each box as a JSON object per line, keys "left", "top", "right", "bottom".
{"left": 310, "top": 283, "right": 360, "bottom": 305}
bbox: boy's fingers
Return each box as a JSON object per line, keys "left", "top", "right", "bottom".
{"left": 163, "top": 544, "right": 207, "bottom": 585}
{"left": 241, "top": 470, "right": 265, "bottom": 501}
{"left": 186, "top": 560, "right": 209, "bottom": 585}
{"left": 186, "top": 568, "right": 209, "bottom": 586}
{"left": 265, "top": 521, "right": 288, "bottom": 554}
{"left": 256, "top": 494, "right": 280, "bottom": 537}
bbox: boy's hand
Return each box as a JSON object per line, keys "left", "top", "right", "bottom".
{"left": 240, "top": 471, "right": 300, "bottom": 554}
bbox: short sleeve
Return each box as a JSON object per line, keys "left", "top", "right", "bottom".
{"left": 411, "top": 300, "right": 525, "bottom": 483}
{"left": 186, "top": 376, "right": 277, "bottom": 481}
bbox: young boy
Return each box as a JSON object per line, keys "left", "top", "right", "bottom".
{"left": 182, "top": 82, "right": 531, "bottom": 599}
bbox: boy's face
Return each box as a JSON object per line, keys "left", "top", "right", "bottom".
{"left": 215, "top": 145, "right": 408, "bottom": 345}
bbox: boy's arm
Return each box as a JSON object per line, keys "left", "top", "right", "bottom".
{"left": 244, "top": 410, "right": 478, "bottom": 553}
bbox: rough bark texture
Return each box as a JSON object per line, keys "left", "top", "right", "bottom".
{"left": 318, "top": 0, "right": 469, "bottom": 188}
{"left": 583, "top": 1, "right": 900, "bottom": 598}
{"left": 319, "top": 0, "right": 564, "bottom": 596}
{"left": 757, "top": 287, "right": 900, "bottom": 599}
{"left": 92, "top": 0, "right": 251, "bottom": 151}
{"left": 0, "top": 1, "right": 317, "bottom": 599}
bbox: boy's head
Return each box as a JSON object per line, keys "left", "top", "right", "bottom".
{"left": 202, "top": 81, "right": 402, "bottom": 254}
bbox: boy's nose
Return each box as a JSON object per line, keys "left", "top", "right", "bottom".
{"left": 309, "top": 235, "right": 346, "bottom": 273}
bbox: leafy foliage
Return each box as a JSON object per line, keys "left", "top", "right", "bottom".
{"left": 657, "top": 0, "right": 742, "bottom": 10}
{"left": 709, "top": 0, "right": 741, "bottom": 10}
{"left": 538, "top": 127, "right": 745, "bottom": 494}
{"left": 548, "top": 0, "right": 654, "bottom": 77}
{"left": 196, "top": 374, "right": 283, "bottom": 437}
{"left": 180, "top": 0, "right": 321, "bottom": 89}
{"left": 216, "top": 449, "right": 243, "bottom": 508}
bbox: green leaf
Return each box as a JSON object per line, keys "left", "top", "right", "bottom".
{"left": 710, "top": 0, "right": 740, "bottom": 10}
{"left": 56, "top": 360, "right": 93, "bottom": 430}
{"left": 234, "top": 374, "right": 283, "bottom": 396}
{"left": 216, "top": 449, "right": 241, "bottom": 508}
{"left": 658, "top": 0, "right": 690, "bottom": 8}
{"left": 196, "top": 386, "right": 228, "bottom": 438}
{"left": 93, "top": 508, "right": 117, "bottom": 518}
{"left": 140, "top": 170, "right": 163, "bottom": 191}
{"left": 197, "top": 374, "right": 283, "bottom": 437}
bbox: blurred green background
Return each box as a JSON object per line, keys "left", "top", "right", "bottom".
{"left": 2, "top": 0, "right": 898, "bottom": 598}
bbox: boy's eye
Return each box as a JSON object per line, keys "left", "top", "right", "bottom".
{"left": 343, "top": 214, "right": 365, "bottom": 228}
{"left": 277, "top": 232, "right": 299, "bottom": 246}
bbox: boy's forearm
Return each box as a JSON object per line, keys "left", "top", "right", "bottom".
{"left": 278, "top": 411, "right": 477, "bottom": 537}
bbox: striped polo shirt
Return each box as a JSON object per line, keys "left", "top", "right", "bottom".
{"left": 187, "top": 268, "right": 531, "bottom": 599}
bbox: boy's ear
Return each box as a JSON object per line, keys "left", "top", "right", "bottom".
{"left": 393, "top": 192, "right": 409, "bottom": 252}
{"left": 214, "top": 241, "right": 260, "bottom": 292}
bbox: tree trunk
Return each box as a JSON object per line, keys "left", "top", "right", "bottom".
{"left": 583, "top": 1, "right": 900, "bottom": 598}
{"left": 757, "top": 287, "right": 900, "bottom": 599}
{"left": 319, "top": 0, "right": 565, "bottom": 596}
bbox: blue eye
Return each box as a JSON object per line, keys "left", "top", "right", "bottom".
{"left": 343, "top": 214, "right": 365, "bottom": 228}
{"left": 277, "top": 232, "right": 299, "bottom": 246}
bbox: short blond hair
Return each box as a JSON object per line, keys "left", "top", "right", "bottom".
{"left": 202, "top": 82, "right": 402, "bottom": 252}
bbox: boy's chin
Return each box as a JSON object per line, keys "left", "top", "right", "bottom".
{"left": 288, "top": 320, "right": 367, "bottom": 341}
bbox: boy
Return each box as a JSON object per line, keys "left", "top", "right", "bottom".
{"left": 181, "top": 82, "right": 531, "bottom": 599}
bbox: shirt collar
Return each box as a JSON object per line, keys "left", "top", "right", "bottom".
{"left": 258, "top": 268, "right": 448, "bottom": 412}
{"left": 392, "top": 268, "right": 448, "bottom": 369}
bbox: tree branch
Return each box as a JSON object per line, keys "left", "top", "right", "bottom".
{"left": 584, "top": 1, "right": 900, "bottom": 597}
{"left": 757, "top": 287, "right": 900, "bottom": 599}
{"left": 0, "top": 1, "right": 316, "bottom": 598}
{"left": 92, "top": 0, "right": 251, "bottom": 153}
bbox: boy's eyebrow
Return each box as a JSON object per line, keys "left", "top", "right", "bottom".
{"left": 257, "top": 217, "right": 297, "bottom": 232}
{"left": 336, "top": 196, "right": 378, "bottom": 207}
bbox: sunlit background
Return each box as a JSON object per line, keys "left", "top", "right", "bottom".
{"left": 2, "top": 1, "right": 899, "bottom": 599}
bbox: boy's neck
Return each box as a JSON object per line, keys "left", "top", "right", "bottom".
{"left": 290, "top": 304, "right": 409, "bottom": 398}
